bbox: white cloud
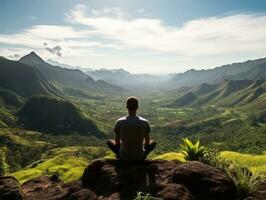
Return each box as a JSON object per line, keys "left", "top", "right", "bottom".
{"left": 1, "top": 4, "right": 266, "bottom": 73}
{"left": 68, "top": 5, "right": 266, "bottom": 57}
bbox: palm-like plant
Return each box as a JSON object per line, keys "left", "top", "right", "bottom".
{"left": 180, "top": 138, "right": 206, "bottom": 161}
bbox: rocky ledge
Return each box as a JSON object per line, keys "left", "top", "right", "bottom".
{"left": 0, "top": 159, "right": 265, "bottom": 200}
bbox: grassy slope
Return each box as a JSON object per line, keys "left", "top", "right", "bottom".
{"left": 12, "top": 146, "right": 106, "bottom": 184}
{"left": 155, "top": 151, "right": 266, "bottom": 175}
{"left": 221, "top": 151, "right": 266, "bottom": 175}
{"left": 152, "top": 152, "right": 185, "bottom": 162}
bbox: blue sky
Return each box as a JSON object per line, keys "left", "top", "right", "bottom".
{"left": 1, "top": 0, "right": 266, "bottom": 73}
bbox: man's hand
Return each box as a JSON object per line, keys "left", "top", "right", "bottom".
{"left": 144, "top": 133, "right": 150, "bottom": 145}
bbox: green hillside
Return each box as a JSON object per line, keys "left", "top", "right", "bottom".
{"left": 12, "top": 146, "right": 106, "bottom": 184}
{"left": 0, "top": 106, "right": 16, "bottom": 128}
{"left": 18, "top": 96, "right": 103, "bottom": 137}
{"left": 169, "top": 80, "right": 266, "bottom": 108}
{"left": 221, "top": 151, "right": 266, "bottom": 175}
{"left": 0, "top": 88, "right": 23, "bottom": 107}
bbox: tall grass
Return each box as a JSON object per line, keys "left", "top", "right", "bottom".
{"left": 226, "top": 164, "right": 264, "bottom": 199}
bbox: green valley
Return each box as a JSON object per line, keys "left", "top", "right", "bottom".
{"left": 0, "top": 52, "right": 265, "bottom": 191}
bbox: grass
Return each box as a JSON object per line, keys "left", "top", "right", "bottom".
{"left": 12, "top": 146, "right": 106, "bottom": 184}
{"left": 221, "top": 151, "right": 266, "bottom": 175}
{"left": 152, "top": 152, "right": 185, "bottom": 162}
{"left": 227, "top": 164, "right": 263, "bottom": 199}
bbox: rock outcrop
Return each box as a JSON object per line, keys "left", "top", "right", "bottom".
{"left": 0, "top": 176, "right": 23, "bottom": 200}
{"left": 1, "top": 159, "right": 264, "bottom": 200}
{"left": 80, "top": 159, "right": 236, "bottom": 200}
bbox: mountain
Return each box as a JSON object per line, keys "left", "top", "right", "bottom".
{"left": 86, "top": 68, "right": 169, "bottom": 92}
{"left": 0, "top": 57, "right": 62, "bottom": 98}
{"left": 168, "top": 80, "right": 266, "bottom": 108}
{"left": 0, "top": 88, "right": 23, "bottom": 107}
{"left": 168, "top": 58, "right": 266, "bottom": 89}
{"left": 18, "top": 96, "right": 103, "bottom": 136}
{"left": 46, "top": 59, "right": 88, "bottom": 71}
{"left": 19, "top": 52, "right": 123, "bottom": 94}
{"left": 170, "top": 92, "right": 198, "bottom": 107}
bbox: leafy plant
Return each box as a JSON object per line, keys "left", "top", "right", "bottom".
{"left": 200, "top": 148, "right": 232, "bottom": 169}
{"left": 227, "top": 164, "right": 264, "bottom": 199}
{"left": 135, "top": 192, "right": 153, "bottom": 200}
{"left": 180, "top": 138, "right": 206, "bottom": 161}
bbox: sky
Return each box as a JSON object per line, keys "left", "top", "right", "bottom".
{"left": 1, "top": 0, "right": 266, "bottom": 74}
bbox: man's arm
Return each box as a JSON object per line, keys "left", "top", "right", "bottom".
{"left": 114, "top": 121, "right": 121, "bottom": 145}
{"left": 144, "top": 121, "right": 151, "bottom": 145}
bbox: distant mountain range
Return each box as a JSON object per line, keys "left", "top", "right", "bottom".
{"left": 0, "top": 52, "right": 265, "bottom": 99}
{"left": 167, "top": 58, "right": 266, "bottom": 89}
{"left": 86, "top": 68, "right": 170, "bottom": 92}
{"left": 50, "top": 57, "right": 266, "bottom": 91}
{"left": 0, "top": 52, "right": 123, "bottom": 99}
{"left": 0, "top": 56, "right": 62, "bottom": 97}
{"left": 168, "top": 80, "right": 266, "bottom": 109}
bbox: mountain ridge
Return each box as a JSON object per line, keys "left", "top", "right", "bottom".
{"left": 168, "top": 80, "right": 266, "bottom": 108}
{"left": 19, "top": 52, "right": 124, "bottom": 94}
{"left": 168, "top": 57, "right": 266, "bottom": 89}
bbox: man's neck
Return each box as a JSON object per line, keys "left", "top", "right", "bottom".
{"left": 128, "top": 110, "right": 137, "bottom": 116}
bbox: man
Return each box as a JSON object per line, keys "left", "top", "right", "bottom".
{"left": 107, "top": 96, "right": 156, "bottom": 161}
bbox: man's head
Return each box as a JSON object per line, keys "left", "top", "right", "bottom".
{"left": 126, "top": 96, "right": 139, "bottom": 114}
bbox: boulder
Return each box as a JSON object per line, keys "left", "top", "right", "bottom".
{"left": 0, "top": 176, "right": 23, "bottom": 200}
{"left": 171, "top": 161, "right": 236, "bottom": 200}
{"left": 156, "top": 183, "right": 193, "bottom": 200}
{"left": 81, "top": 159, "right": 236, "bottom": 199}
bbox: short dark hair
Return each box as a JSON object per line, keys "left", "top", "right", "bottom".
{"left": 126, "top": 96, "right": 139, "bottom": 111}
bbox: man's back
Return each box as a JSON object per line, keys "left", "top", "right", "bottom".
{"left": 114, "top": 115, "right": 150, "bottom": 161}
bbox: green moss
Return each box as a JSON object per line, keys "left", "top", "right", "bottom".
{"left": 152, "top": 152, "right": 185, "bottom": 162}
{"left": 221, "top": 151, "right": 266, "bottom": 175}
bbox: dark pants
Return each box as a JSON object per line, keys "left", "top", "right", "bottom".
{"left": 107, "top": 139, "right": 156, "bottom": 159}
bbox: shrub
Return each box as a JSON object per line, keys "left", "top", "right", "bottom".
{"left": 180, "top": 138, "right": 206, "bottom": 161}
{"left": 200, "top": 148, "right": 232, "bottom": 169}
{"left": 227, "top": 164, "right": 264, "bottom": 199}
